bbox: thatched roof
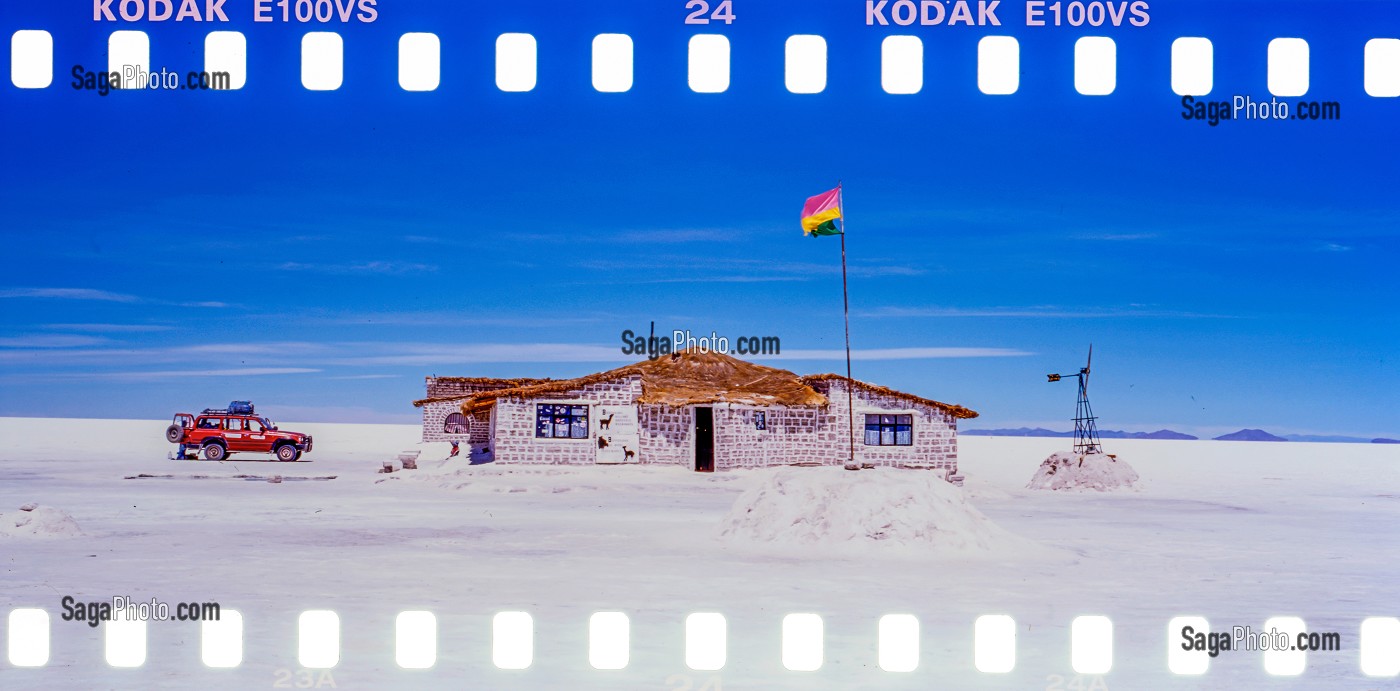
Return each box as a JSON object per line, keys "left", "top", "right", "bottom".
{"left": 461, "top": 350, "right": 826, "bottom": 414}
{"left": 802, "top": 373, "right": 979, "bottom": 419}
{"left": 455, "top": 350, "right": 979, "bottom": 419}
{"left": 430, "top": 376, "right": 551, "bottom": 386}
{"left": 412, "top": 377, "right": 552, "bottom": 408}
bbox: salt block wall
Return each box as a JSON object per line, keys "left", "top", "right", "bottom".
{"left": 713, "top": 405, "right": 822, "bottom": 470}
{"left": 491, "top": 377, "right": 642, "bottom": 464}
{"left": 655, "top": 389, "right": 958, "bottom": 472}
{"left": 812, "top": 381, "right": 959, "bottom": 474}
{"left": 421, "top": 400, "right": 492, "bottom": 444}
{"left": 468, "top": 414, "right": 491, "bottom": 447}
{"left": 422, "top": 374, "right": 959, "bottom": 474}
{"left": 421, "top": 401, "right": 467, "bottom": 443}
{"left": 638, "top": 403, "right": 692, "bottom": 467}
{"left": 421, "top": 377, "right": 527, "bottom": 443}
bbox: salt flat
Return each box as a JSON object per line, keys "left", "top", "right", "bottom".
{"left": 1, "top": 417, "right": 1397, "bottom": 690}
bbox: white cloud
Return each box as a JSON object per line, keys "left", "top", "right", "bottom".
{"left": 255, "top": 404, "right": 419, "bottom": 424}
{"left": 861, "top": 306, "right": 1235, "bottom": 319}
{"left": 601, "top": 275, "right": 813, "bottom": 285}
{"left": 299, "top": 310, "right": 611, "bottom": 328}
{"left": 0, "top": 287, "right": 140, "bottom": 302}
{"left": 277, "top": 261, "right": 438, "bottom": 275}
{"left": 56, "top": 367, "right": 321, "bottom": 380}
{"left": 334, "top": 342, "right": 1033, "bottom": 366}
{"left": 611, "top": 228, "right": 741, "bottom": 244}
{"left": 330, "top": 343, "right": 626, "bottom": 366}
{"left": 570, "top": 257, "right": 926, "bottom": 285}
{"left": 0, "top": 288, "right": 229, "bottom": 308}
{"left": 41, "top": 323, "right": 176, "bottom": 333}
{"left": 0, "top": 340, "right": 328, "bottom": 366}
{"left": 769, "top": 347, "right": 1032, "bottom": 361}
{"left": 0, "top": 335, "right": 109, "bottom": 348}
{"left": 0, "top": 338, "right": 1036, "bottom": 373}
{"left": 1071, "top": 232, "right": 1159, "bottom": 241}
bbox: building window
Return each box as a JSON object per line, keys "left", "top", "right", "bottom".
{"left": 754, "top": 411, "right": 766, "bottom": 430}
{"left": 536, "top": 404, "right": 589, "bottom": 439}
{"left": 864, "top": 413, "right": 913, "bottom": 446}
{"left": 444, "top": 412, "right": 468, "bottom": 434}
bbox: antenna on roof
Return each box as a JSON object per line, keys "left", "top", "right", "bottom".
{"left": 1047, "top": 345, "right": 1102, "bottom": 454}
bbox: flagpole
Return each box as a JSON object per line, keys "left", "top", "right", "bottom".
{"left": 838, "top": 182, "right": 855, "bottom": 467}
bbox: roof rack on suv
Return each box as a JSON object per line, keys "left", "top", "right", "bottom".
{"left": 200, "top": 401, "right": 255, "bottom": 416}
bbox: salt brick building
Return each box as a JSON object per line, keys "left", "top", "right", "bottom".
{"left": 412, "top": 350, "right": 978, "bottom": 481}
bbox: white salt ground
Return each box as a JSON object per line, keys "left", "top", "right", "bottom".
{"left": 2, "top": 419, "right": 1398, "bottom": 689}
{"left": 1027, "top": 450, "right": 1140, "bottom": 491}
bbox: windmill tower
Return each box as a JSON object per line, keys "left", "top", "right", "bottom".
{"left": 1047, "top": 346, "right": 1103, "bottom": 454}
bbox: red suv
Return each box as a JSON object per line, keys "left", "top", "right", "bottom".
{"left": 167, "top": 405, "right": 313, "bottom": 462}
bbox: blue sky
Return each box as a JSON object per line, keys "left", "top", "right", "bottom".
{"left": 1, "top": 0, "right": 1397, "bottom": 437}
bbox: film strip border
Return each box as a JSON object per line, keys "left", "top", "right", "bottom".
{"left": 7, "top": 29, "right": 1400, "bottom": 96}
{"left": 6, "top": 608, "right": 1400, "bottom": 677}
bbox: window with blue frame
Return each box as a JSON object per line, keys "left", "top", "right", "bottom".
{"left": 864, "top": 413, "right": 913, "bottom": 446}
{"left": 536, "top": 404, "right": 590, "bottom": 439}
{"left": 754, "top": 411, "right": 766, "bottom": 430}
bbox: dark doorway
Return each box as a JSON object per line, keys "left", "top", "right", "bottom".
{"left": 694, "top": 407, "right": 714, "bottom": 472}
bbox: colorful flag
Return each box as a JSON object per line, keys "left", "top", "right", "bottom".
{"left": 800, "top": 187, "right": 843, "bottom": 237}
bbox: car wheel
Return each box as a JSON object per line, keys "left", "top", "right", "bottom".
{"left": 275, "top": 444, "right": 298, "bottom": 462}
{"left": 165, "top": 424, "right": 184, "bottom": 443}
{"left": 204, "top": 443, "right": 226, "bottom": 461}
{"left": 292, "top": 449, "right": 303, "bottom": 462}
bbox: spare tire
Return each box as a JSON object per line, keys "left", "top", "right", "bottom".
{"left": 165, "top": 424, "right": 184, "bottom": 443}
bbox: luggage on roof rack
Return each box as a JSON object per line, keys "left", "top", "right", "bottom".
{"left": 200, "top": 401, "right": 256, "bottom": 416}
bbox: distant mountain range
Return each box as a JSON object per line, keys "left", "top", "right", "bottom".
{"left": 1282, "top": 434, "right": 1390, "bottom": 444}
{"left": 964, "top": 427, "right": 1199, "bottom": 440}
{"left": 964, "top": 427, "right": 1398, "bottom": 443}
{"left": 1214, "top": 429, "right": 1287, "bottom": 442}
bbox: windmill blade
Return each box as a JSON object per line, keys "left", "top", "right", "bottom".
{"left": 1084, "top": 344, "right": 1093, "bottom": 393}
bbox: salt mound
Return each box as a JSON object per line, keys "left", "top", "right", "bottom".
{"left": 717, "top": 467, "right": 1031, "bottom": 555}
{"left": 1027, "top": 451, "right": 1139, "bottom": 491}
{"left": 0, "top": 503, "right": 83, "bottom": 538}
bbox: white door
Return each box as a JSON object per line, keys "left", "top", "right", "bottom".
{"left": 595, "top": 406, "right": 640, "bottom": 464}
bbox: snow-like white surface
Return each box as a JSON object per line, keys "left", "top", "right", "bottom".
{"left": 718, "top": 467, "right": 1038, "bottom": 557}
{"left": 1027, "top": 451, "right": 1140, "bottom": 491}
{"left": 1, "top": 417, "right": 1398, "bottom": 690}
{"left": 0, "top": 503, "right": 83, "bottom": 538}
{"left": 392, "top": 460, "right": 750, "bottom": 496}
